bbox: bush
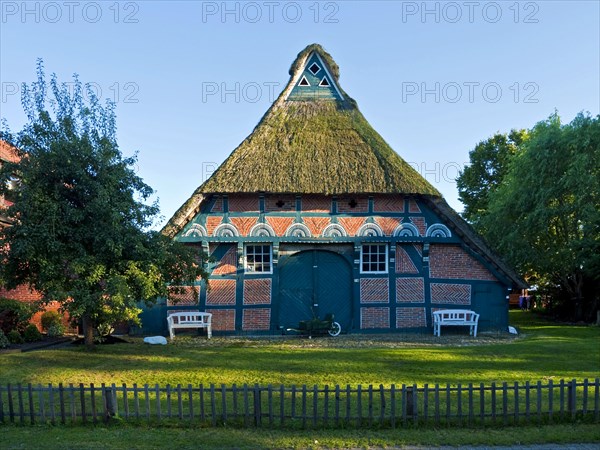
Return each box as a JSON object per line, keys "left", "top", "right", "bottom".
{"left": 23, "top": 324, "right": 43, "bottom": 342}
{"left": 47, "top": 323, "right": 65, "bottom": 337}
{"left": 0, "top": 298, "right": 35, "bottom": 334}
{"left": 7, "top": 330, "right": 24, "bottom": 344}
{"left": 0, "top": 329, "right": 9, "bottom": 348}
{"left": 41, "top": 310, "right": 62, "bottom": 331}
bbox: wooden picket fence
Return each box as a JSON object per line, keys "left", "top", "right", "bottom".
{"left": 0, "top": 378, "right": 598, "bottom": 428}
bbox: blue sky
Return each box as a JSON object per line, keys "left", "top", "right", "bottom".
{"left": 1, "top": 1, "right": 599, "bottom": 226}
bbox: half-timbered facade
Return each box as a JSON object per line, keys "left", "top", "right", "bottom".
{"left": 150, "top": 44, "right": 525, "bottom": 336}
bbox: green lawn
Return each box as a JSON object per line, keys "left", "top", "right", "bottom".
{"left": 2, "top": 423, "right": 600, "bottom": 449}
{"left": 1, "top": 311, "right": 599, "bottom": 449}
{"left": 1, "top": 311, "right": 598, "bottom": 387}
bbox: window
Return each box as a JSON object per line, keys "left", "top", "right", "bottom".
{"left": 245, "top": 244, "right": 272, "bottom": 273}
{"left": 361, "top": 244, "right": 388, "bottom": 273}
{"left": 308, "top": 62, "right": 321, "bottom": 75}
{"left": 298, "top": 76, "right": 310, "bottom": 86}
{"left": 319, "top": 77, "right": 330, "bottom": 87}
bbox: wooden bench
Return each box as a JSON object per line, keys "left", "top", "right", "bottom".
{"left": 167, "top": 310, "right": 212, "bottom": 339}
{"left": 433, "top": 309, "right": 479, "bottom": 337}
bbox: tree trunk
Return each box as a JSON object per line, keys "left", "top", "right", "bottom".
{"left": 82, "top": 315, "right": 95, "bottom": 349}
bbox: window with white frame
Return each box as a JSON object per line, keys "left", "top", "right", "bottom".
{"left": 245, "top": 244, "right": 272, "bottom": 273}
{"left": 360, "top": 244, "right": 388, "bottom": 273}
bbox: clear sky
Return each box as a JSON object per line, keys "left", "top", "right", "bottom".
{"left": 1, "top": 1, "right": 599, "bottom": 227}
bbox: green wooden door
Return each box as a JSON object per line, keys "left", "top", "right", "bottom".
{"left": 278, "top": 250, "right": 352, "bottom": 332}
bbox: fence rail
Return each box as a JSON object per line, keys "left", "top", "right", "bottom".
{"left": 0, "top": 379, "right": 598, "bottom": 427}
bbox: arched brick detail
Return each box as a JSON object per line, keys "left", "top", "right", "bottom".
{"left": 229, "top": 217, "right": 258, "bottom": 237}
{"left": 337, "top": 217, "right": 365, "bottom": 237}
{"left": 375, "top": 217, "right": 402, "bottom": 236}
{"left": 266, "top": 217, "right": 295, "bottom": 236}
{"left": 303, "top": 217, "right": 331, "bottom": 236}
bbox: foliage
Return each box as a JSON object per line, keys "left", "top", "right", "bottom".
{"left": 0, "top": 329, "right": 9, "bottom": 348}
{"left": 0, "top": 298, "right": 35, "bottom": 334}
{"left": 481, "top": 113, "right": 600, "bottom": 321}
{"left": 457, "top": 129, "right": 528, "bottom": 231}
{"left": 41, "top": 310, "right": 62, "bottom": 331}
{"left": 0, "top": 60, "right": 207, "bottom": 348}
{"left": 96, "top": 322, "right": 114, "bottom": 337}
{"left": 46, "top": 323, "right": 65, "bottom": 338}
{"left": 7, "top": 329, "right": 24, "bottom": 344}
{"left": 23, "top": 323, "right": 43, "bottom": 342}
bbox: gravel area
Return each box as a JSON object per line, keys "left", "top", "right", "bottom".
{"left": 155, "top": 331, "right": 521, "bottom": 349}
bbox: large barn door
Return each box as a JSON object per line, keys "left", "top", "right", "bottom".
{"left": 278, "top": 250, "right": 352, "bottom": 332}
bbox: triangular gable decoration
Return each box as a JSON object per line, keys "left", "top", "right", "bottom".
{"left": 298, "top": 76, "right": 310, "bottom": 86}
{"left": 319, "top": 77, "right": 330, "bottom": 87}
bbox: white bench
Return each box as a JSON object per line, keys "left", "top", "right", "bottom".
{"left": 167, "top": 310, "right": 212, "bottom": 339}
{"left": 433, "top": 309, "right": 479, "bottom": 337}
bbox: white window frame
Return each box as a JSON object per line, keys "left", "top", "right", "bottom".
{"left": 244, "top": 244, "right": 273, "bottom": 274}
{"left": 360, "top": 243, "right": 388, "bottom": 274}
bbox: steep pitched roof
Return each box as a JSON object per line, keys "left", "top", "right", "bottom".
{"left": 0, "top": 140, "right": 19, "bottom": 226}
{"left": 165, "top": 44, "right": 440, "bottom": 236}
{"left": 423, "top": 196, "right": 527, "bottom": 289}
{"left": 0, "top": 140, "right": 19, "bottom": 164}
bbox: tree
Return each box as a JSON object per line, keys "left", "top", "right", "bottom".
{"left": 480, "top": 113, "right": 600, "bottom": 321}
{"left": 457, "top": 129, "right": 528, "bottom": 231}
{"left": 0, "top": 61, "right": 206, "bottom": 347}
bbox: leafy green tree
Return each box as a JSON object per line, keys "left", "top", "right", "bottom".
{"left": 0, "top": 61, "right": 206, "bottom": 347}
{"left": 481, "top": 113, "right": 600, "bottom": 321}
{"left": 457, "top": 129, "right": 528, "bottom": 231}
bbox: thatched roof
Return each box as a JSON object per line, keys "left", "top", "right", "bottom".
{"left": 164, "top": 44, "right": 440, "bottom": 236}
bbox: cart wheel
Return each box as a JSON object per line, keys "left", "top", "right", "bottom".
{"left": 328, "top": 322, "right": 341, "bottom": 337}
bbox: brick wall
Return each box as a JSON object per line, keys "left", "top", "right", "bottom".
{"left": 205, "top": 216, "right": 223, "bottom": 236}
{"left": 373, "top": 195, "right": 404, "bottom": 213}
{"left": 243, "top": 279, "right": 272, "bottom": 305}
{"left": 337, "top": 196, "right": 369, "bottom": 213}
{"left": 396, "top": 307, "right": 426, "bottom": 328}
{"left": 228, "top": 195, "right": 259, "bottom": 213}
{"left": 337, "top": 217, "right": 365, "bottom": 236}
{"left": 265, "top": 217, "right": 295, "bottom": 236}
{"left": 303, "top": 217, "right": 331, "bottom": 236}
{"left": 0, "top": 286, "right": 71, "bottom": 332}
{"left": 166, "top": 286, "right": 199, "bottom": 306}
{"left": 408, "top": 199, "right": 421, "bottom": 213}
{"left": 360, "top": 307, "right": 390, "bottom": 329}
{"left": 301, "top": 195, "right": 331, "bottom": 212}
{"left": 206, "top": 279, "right": 236, "bottom": 305}
{"left": 229, "top": 216, "right": 258, "bottom": 236}
{"left": 429, "top": 245, "right": 497, "bottom": 281}
{"left": 205, "top": 309, "right": 236, "bottom": 331}
{"left": 409, "top": 217, "right": 426, "bottom": 236}
{"left": 430, "top": 283, "right": 471, "bottom": 305}
{"left": 242, "top": 308, "right": 271, "bottom": 331}
{"left": 211, "top": 246, "right": 237, "bottom": 276}
{"left": 360, "top": 278, "right": 389, "bottom": 303}
{"left": 265, "top": 195, "right": 296, "bottom": 212}
{"left": 210, "top": 196, "right": 223, "bottom": 213}
{"left": 396, "top": 247, "right": 419, "bottom": 274}
{"left": 396, "top": 278, "right": 425, "bottom": 303}
{"left": 375, "top": 217, "right": 402, "bottom": 236}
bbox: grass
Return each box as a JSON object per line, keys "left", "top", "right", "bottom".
{"left": 1, "top": 311, "right": 599, "bottom": 448}
{"left": 1, "top": 423, "right": 600, "bottom": 449}
{"left": 0, "top": 312, "right": 598, "bottom": 387}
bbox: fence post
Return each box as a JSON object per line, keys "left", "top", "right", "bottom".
{"left": 253, "top": 384, "right": 261, "bottom": 426}
{"left": 104, "top": 385, "right": 116, "bottom": 422}
{"left": 568, "top": 379, "right": 577, "bottom": 420}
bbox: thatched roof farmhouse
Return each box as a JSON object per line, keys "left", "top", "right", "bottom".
{"left": 147, "top": 44, "right": 525, "bottom": 336}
